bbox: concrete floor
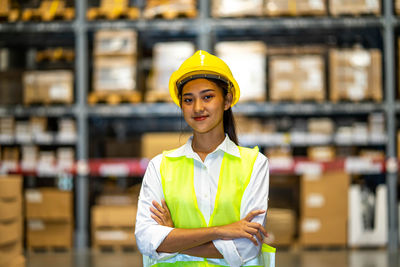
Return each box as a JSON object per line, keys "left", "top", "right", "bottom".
{"left": 26, "top": 249, "right": 400, "bottom": 267}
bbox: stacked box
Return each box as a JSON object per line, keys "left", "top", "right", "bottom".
{"left": 216, "top": 41, "right": 267, "bottom": 102}
{"left": 212, "top": 0, "right": 263, "bottom": 17}
{"left": 329, "top": 0, "right": 380, "bottom": 16}
{"left": 92, "top": 205, "right": 137, "bottom": 248}
{"left": 264, "top": 0, "right": 327, "bottom": 16}
{"left": 265, "top": 208, "right": 296, "bottom": 246}
{"left": 300, "top": 171, "right": 349, "bottom": 246}
{"left": 0, "top": 117, "right": 14, "bottom": 143}
{"left": 93, "top": 30, "right": 137, "bottom": 92}
{"left": 147, "top": 42, "right": 195, "bottom": 100}
{"left": 0, "top": 175, "right": 25, "bottom": 267}
{"left": 56, "top": 148, "right": 75, "bottom": 171}
{"left": 329, "top": 48, "right": 382, "bottom": 103}
{"left": 21, "top": 146, "right": 38, "bottom": 171}
{"left": 23, "top": 70, "right": 74, "bottom": 105}
{"left": 2, "top": 147, "right": 19, "bottom": 172}
{"left": 269, "top": 55, "right": 325, "bottom": 102}
{"left": 25, "top": 188, "right": 73, "bottom": 249}
{"left": 144, "top": 0, "right": 197, "bottom": 19}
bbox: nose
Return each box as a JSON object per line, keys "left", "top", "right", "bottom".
{"left": 194, "top": 98, "right": 204, "bottom": 113}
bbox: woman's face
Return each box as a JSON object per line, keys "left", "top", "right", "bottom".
{"left": 180, "top": 78, "right": 231, "bottom": 135}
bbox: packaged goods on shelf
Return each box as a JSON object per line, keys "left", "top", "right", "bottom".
{"left": 87, "top": 0, "right": 140, "bottom": 20}
{"left": 0, "top": 175, "right": 23, "bottom": 266}
{"left": 359, "top": 149, "right": 385, "bottom": 161}
{"left": 329, "top": 48, "right": 382, "bottom": 103}
{"left": 15, "top": 121, "right": 31, "bottom": 143}
{"left": 307, "top": 146, "right": 335, "bottom": 162}
{"left": 25, "top": 188, "right": 73, "bottom": 221}
{"left": 264, "top": 208, "right": 296, "bottom": 246}
{"left": 91, "top": 205, "right": 137, "bottom": 248}
{"left": 23, "top": 70, "right": 74, "bottom": 105}
{"left": 21, "top": 146, "right": 38, "bottom": 171}
{"left": 348, "top": 184, "right": 387, "bottom": 246}
{"left": 57, "top": 118, "right": 77, "bottom": 143}
{"left": 147, "top": 42, "right": 195, "bottom": 102}
{"left": 264, "top": 0, "right": 327, "bottom": 16}
{"left": 212, "top": 0, "right": 263, "bottom": 17}
{"left": 93, "top": 56, "right": 136, "bottom": 91}
{"left": 329, "top": 0, "right": 380, "bottom": 16}
{"left": 37, "top": 151, "right": 56, "bottom": 175}
{"left": 269, "top": 54, "right": 325, "bottom": 102}
{"left": 22, "top": 0, "right": 74, "bottom": 21}
{"left": 30, "top": 117, "right": 53, "bottom": 143}
{"left": 35, "top": 47, "right": 75, "bottom": 63}
{"left": 141, "top": 132, "right": 192, "bottom": 159}
{"left": 265, "top": 147, "right": 294, "bottom": 171}
{"left": 368, "top": 113, "right": 386, "bottom": 143}
{"left": 27, "top": 220, "right": 73, "bottom": 249}
{"left": 0, "top": 71, "right": 23, "bottom": 105}
{"left": 216, "top": 41, "right": 267, "bottom": 102}
{"left": 1, "top": 148, "right": 19, "bottom": 172}
{"left": 0, "top": 117, "right": 14, "bottom": 142}
{"left": 307, "top": 118, "right": 334, "bottom": 135}
{"left": 300, "top": 171, "right": 349, "bottom": 246}
{"left": 56, "top": 147, "right": 75, "bottom": 170}
{"left": 144, "top": 0, "right": 197, "bottom": 19}
{"left": 94, "top": 30, "right": 137, "bottom": 56}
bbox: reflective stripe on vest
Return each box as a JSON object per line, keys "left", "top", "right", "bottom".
{"left": 151, "top": 146, "right": 262, "bottom": 267}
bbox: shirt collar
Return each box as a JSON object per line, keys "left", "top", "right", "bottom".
{"left": 166, "top": 134, "right": 241, "bottom": 159}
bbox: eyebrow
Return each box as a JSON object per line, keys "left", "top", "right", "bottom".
{"left": 183, "top": 89, "right": 215, "bottom": 97}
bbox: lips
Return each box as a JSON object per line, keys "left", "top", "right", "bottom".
{"left": 193, "top": 116, "right": 208, "bottom": 121}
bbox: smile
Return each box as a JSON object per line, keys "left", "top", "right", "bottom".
{"left": 193, "top": 116, "right": 208, "bottom": 121}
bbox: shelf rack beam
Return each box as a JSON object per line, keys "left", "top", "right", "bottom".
{"left": 383, "top": 0, "right": 399, "bottom": 252}
{"left": 74, "top": 0, "right": 89, "bottom": 250}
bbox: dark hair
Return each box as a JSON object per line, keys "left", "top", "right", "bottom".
{"left": 178, "top": 78, "right": 239, "bottom": 145}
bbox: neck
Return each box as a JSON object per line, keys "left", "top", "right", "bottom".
{"left": 192, "top": 130, "right": 226, "bottom": 154}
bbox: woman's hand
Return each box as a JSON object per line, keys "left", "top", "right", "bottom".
{"left": 216, "top": 210, "right": 268, "bottom": 246}
{"left": 150, "top": 199, "right": 174, "bottom": 228}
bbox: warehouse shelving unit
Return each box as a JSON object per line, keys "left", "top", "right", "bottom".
{"left": 0, "top": 0, "right": 399, "bottom": 252}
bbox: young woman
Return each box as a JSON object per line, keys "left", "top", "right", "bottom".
{"left": 135, "top": 50, "right": 271, "bottom": 267}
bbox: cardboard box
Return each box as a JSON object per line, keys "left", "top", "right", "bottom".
{"left": 148, "top": 42, "right": 195, "bottom": 94}
{"left": 308, "top": 118, "right": 334, "bottom": 134}
{"left": 307, "top": 146, "right": 335, "bottom": 162}
{"left": 329, "top": 0, "right": 380, "bottom": 16}
{"left": 300, "top": 171, "right": 349, "bottom": 246}
{"left": 27, "top": 220, "right": 73, "bottom": 248}
{"left": 7, "top": 255, "right": 25, "bottom": 267}
{"left": 216, "top": 41, "right": 267, "bottom": 102}
{"left": 97, "top": 193, "right": 137, "bottom": 206}
{"left": 93, "top": 228, "right": 136, "bottom": 247}
{"left": 94, "top": 30, "right": 137, "bottom": 56}
{"left": 25, "top": 188, "right": 73, "bottom": 221}
{"left": 92, "top": 205, "right": 137, "bottom": 228}
{"left": 23, "top": 70, "right": 74, "bottom": 105}
{"left": 0, "top": 176, "right": 22, "bottom": 201}
{"left": 0, "top": 219, "right": 22, "bottom": 245}
{"left": 265, "top": 208, "right": 296, "bottom": 246}
{"left": 0, "top": 198, "right": 22, "bottom": 222}
{"left": 141, "top": 132, "right": 192, "bottom": 159}
{"left": 264, "top": 0, "right": 327, "bottom": 16}
{"left": 300, "top": 216, "right": 347, "bottom": 246}
{"left": 269, "top": 55, "right": 325, "bottom": 102}
{"left": 212, "top": 0, "right": 263, "bottom": 17}
{"left": 93, "top": 56, "right": 136, "bottom": 91}
{"left": 0, "top": 241, "right": 23, "bottom": 267}
{"left": 329, "top": 48, "right": 382, "bottom": 102}
{"left": 0, "top": 71, "right": 23, "bottom": 105}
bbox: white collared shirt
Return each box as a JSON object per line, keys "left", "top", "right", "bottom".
{"left": 135, "top": 135, "right": 270, "bottom": 267}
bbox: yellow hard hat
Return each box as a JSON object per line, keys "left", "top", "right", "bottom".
{"left": 169, "top": 50, "right": 240, "bottom": 107}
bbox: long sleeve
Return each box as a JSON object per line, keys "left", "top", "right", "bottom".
{"left": 208, "top": 153, "right": 270, "bottom": 267}
{"left": 135, "top": 155, "right": 177, "bottom": 260}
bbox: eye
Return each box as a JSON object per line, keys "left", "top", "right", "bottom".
{"left": 203, "top": 95, "right": 214, "bottom": 101}
{"left": 183, "top": 98, "right": 192, "bottom": 103}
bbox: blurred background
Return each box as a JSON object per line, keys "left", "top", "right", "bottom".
{"left": 0, "top": 0, "right": 399, "bottom": 266}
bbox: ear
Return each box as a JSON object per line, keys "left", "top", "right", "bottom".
{"left": 224, "top": 92, "right": 233, "bottom": 111}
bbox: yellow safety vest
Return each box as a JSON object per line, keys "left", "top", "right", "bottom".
{"left": 145, "top": 146, "right": 275, "bottom": 267}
